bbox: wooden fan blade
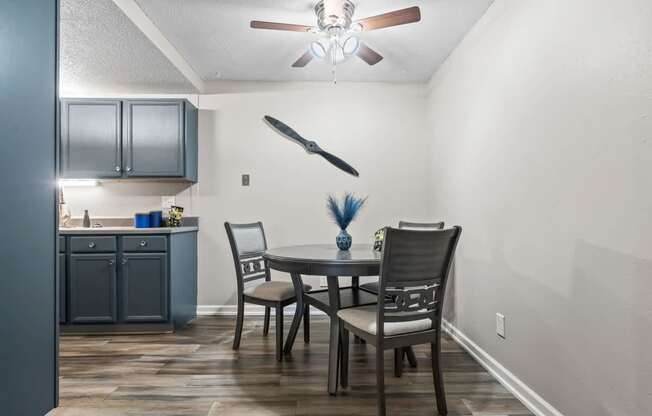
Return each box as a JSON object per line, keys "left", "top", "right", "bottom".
{"left": 356, "top": 43, "right": 383, "bottom": 65}
{"left": 250, "top": 20, "right": 314, "bottom": 32}
{"left": 292, "top": 50, "right": 313, "bottom": 68}
{"left": 355, "top": 6, "right": 421, "bottom": 31}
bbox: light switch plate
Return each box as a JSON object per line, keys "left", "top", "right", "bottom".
{"left": 496, "top": 313, "right": 506, "bottom": 338}
{"left": 242, "top": 174, "right": 250, "bottom": 186}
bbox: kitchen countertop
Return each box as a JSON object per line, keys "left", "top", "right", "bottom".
{"left": 59, "top": 226, "right": 198, "bottom": 235}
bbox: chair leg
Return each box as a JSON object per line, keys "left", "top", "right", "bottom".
{"left": 405, "top": 346, "right": 418, "bottom": 367}
{"left": 376, "top": 346, "right": 386, "bottom": 416}
{"left": 340, "top": 326, "right": 349, "bottom": 388}
{"left": 275, "top": 306, "right": 284, "bottom": 362}
{"left": 263, "top": 306, "right": 271, "bottom": 336}
{"left": 431, "top": 341, "right": 448, "bottom": 415}
{"left": 233, "top": 297, "right": 244, "bottom": 350}
{"left": 393, "top": 348, "right": 403, "bottom": 377}
{"left": 303, "top": 304, "right": 310, "bottom": 343}
{"left": 284, "top": 301, "right": 303, "bottom": 354}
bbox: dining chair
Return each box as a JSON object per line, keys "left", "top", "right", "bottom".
{"left": 225, "top": 221, "right": 311, "bottom": 361}
{"left": 338, "top": 226, "right": 462, "bottom": 416}
{"left": 359, "top": 220, "right": 445, "bottom": 373}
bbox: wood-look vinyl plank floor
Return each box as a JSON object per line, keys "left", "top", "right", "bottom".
{"left": 54, "top": 316, "right": 533, "bottom": 416}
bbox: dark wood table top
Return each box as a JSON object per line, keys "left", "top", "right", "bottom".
{"left": 264, "top": 244, "right": 380, "bottom": 265}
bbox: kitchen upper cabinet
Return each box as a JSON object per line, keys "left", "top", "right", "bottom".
{"left": 69, "top": 254, "right": 118, "bottom": 324}
{"left": 60, "top": 99, "right": 122, "bottom": 178}
{"left": 121, "top": 253, "right": 168, "bottom": 322}
{"left": 124, "top": 101, "right": 184, "bottom": 178}
{"left": 59, "top": 98, "right": 198, "bottom": 182}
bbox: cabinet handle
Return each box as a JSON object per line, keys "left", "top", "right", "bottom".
{"left": 140, "top": 240, "right": 147, "bottom": 247}
{"left": 108, "top": 260, "right": 115, "bottom": 266}
{"left": 126, "top": 166, "right": 132, "bottom": 172}
{"left": 115, "top": 166, "right": 121, "bottom": 172}
{"left": 122, "top": 259, "right": 128, "bottom": 265}
{"left": 88, "top": 242, "right": 96, "bottom": 248}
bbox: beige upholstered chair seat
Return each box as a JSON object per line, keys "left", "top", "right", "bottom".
{"left": 337, "top": 305, "right": 432, "bottom": 336}
{"left": 244, "top": 281, "right": 312, "bottom": 302}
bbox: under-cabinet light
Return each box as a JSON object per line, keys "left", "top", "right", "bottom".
{"left": 58, "top": 179, "right": 99, "bottom": 187}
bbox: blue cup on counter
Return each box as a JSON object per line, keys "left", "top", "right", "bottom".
{"left": 134, "top": 213, "right": 150, "bottom": 228}
{"left": 149, "top": 210, "right": 163, "bottom": 228}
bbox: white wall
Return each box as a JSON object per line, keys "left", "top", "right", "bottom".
{"left": 185, "top": 83, "right": 431, "bottom": 305}
{"left": 63, "top": 181, "right": 192, "bottom": 218}
{"left": 425, "top": 1, "right": 652, "bottom": 415}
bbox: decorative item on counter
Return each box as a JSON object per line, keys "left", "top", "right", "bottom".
{"left": 134, "top": 213, "right": 150, "bottom": 228}
{"left": 167, "top": 206, "right": 184, "bottom": 227}
{"left": 149, "top": 210, "right": 163, "bottom": 228}
{"left": 327, "top": 192, "right": 367, "bottom": 251}
{"left": 58, "top": 187, "right": 72, "bottom": 227}
{"left": 373, "top": 227, "right": 385, "bottom": 252}
{"left": 82, "top": 210, "right": 91, "bottom": 228}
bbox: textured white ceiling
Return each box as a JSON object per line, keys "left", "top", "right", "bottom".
{"left": 60, "top": 0, "right": 196, "bottom": 94}
{"left": 134, "top": 0, "right": 494, "bottom": 83}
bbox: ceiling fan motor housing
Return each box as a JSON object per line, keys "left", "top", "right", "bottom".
{"left": 314, "top": 0, "right": 356, "bottom": 31}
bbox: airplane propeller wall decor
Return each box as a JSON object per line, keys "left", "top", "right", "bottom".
{"left": 263, "top": 116, "right": 359, "bottom": 177}
{"left": 250, "top": 1, "right": 421, "bottom": 76}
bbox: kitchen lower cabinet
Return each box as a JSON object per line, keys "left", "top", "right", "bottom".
{"left": 121, "top": 253, "right": 168, "bottom": 322}
{"left": 59, "top": 231, "right": 197, "bottom": 333}
{"left": 69, "top": 254, "right": 118, "bottom": 324}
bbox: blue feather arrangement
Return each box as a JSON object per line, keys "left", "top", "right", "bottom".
{"left": 327, "top": 193, "right": 367, "bottom": 230}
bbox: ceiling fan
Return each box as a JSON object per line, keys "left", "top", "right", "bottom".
{"left": 250, "top": 1, "right": 421, "bottom": 70}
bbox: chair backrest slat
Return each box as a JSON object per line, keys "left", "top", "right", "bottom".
{"left": 378, "top": 226, "right": 462, "bottom": 335}
{"left": 225, "top": 222, "right": 270, "bottom": 289}
{"left": 398, "top": 220, "right": 445, "bottom": 230}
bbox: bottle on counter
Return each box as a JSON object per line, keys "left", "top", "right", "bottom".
{"left": 82, "top": 210, "right": 91, "bottom": 228}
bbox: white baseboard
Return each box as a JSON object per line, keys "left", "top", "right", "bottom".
{"left": 197, "top": 304, "right": 325, "bottom": 316}
{"left": 442, "top": 320, "right": 564, "bottom": 416}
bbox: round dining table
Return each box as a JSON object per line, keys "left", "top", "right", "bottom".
{"left": 264, "top": 244, "right": 381, "bottom": 395}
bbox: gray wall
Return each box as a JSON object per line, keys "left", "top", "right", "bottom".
{"left": 426, "top": 1, "right": 652, "bottom": 415}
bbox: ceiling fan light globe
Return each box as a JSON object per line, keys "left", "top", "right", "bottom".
{"left": 332, "top": 46, "right": 347, "bottom": 64}
{"left": 310, "top": 41, "right": 327, "bottom": 60}
{"left": 341, "top": 35, "right": 360, "bottom": 55}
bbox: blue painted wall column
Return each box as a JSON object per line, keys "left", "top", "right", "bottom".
{"left": 0, "top": 0, "right": 58, "bottom": 414}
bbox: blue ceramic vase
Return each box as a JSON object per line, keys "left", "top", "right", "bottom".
{"left": 336, "top": 229, "right": 352, "bottom": 251}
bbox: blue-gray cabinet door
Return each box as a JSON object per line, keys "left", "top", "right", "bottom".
{"left": 69, "top": 254, "right": 118, "bottom": 323}
{"left": 60, "top": 99, "right": 122, "bottom": 178}
{"left": 120, "top": 253, "right": 168, "bottom": 322}
{"left": 123, "top": 100, "right": 185, "bottom": 178}
{"left": 59, "top": 253, "right": 67, "bottom": 324}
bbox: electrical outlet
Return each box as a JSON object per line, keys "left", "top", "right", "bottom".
{"left": 241, "top": 174, "right": 250, "bottom": 186}
{"left": 161, "top": 196, "right": 176, "bottom": 210}
{"left": 496, "top": 313, "right": 506, "bottom": 339}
